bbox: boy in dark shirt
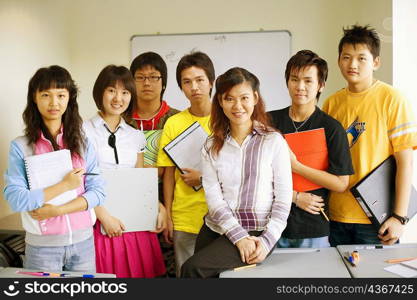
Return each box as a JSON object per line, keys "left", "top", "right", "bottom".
{"left": 270, "top": 50, "right": 353, "bottom": 247}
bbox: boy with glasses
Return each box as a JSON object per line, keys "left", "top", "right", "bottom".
{"left": 128, "top": 52, "right": 179, "bottom": 277}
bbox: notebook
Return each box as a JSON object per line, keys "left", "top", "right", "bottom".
{"left": 100, "top": 168, "right": 158, "bottom": 233}
{"left": 401, "top": 259, "right": 417, "bottom": 271}
{"left": 163, "top": 121, "right": 208, "bottom": 191}
{"left": 24, "top": 149, "right": 77, "bottom": 206}
{"left": 350, "top": 155, "right": 417, "bottom": 227}
{"left": 283, "top": 128, "right": 328, "bottom": 192}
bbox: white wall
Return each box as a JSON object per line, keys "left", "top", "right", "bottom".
{"left": 0, "top": 0, "right": 71, "bottom": 217}
{"left": 67, "top": 0, "right": 393, "bottom": 116}
{"left": 0, "top": 0, "right": 392, "bottom": 219}
{"left": 393, "top": 0, "right": 417, "bottom": 243}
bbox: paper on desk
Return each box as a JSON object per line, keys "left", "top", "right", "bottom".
{"left": 401, "top": 259, "right": 417, "bottom": 270}
{"left": 384, "top": 264, "right": 417, "bottom": 278}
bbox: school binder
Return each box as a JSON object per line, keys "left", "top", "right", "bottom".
{"left": 350, "top": 155, "right": 417, "bottom": 227}
{"left": 163, "top": 121, "right": 208, "bottom": 192}
{"left": 283, "top": 128, "right": 328, "bottom": 192}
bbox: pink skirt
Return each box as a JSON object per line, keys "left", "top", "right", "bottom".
{"left": 93, "top": 222, "right": 166, "bottom": 278}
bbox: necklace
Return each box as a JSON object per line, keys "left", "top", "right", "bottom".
{"left": 290, "top": 107, "right": 313, "bottom": 132}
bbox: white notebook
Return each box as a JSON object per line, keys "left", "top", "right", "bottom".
{"left": 100, "top": 168, "right": 158, "bottom": 233}
{"left": 401, "top": 259, "right": 417, "bottom": 271}
{"left": 24, "top": 149, "right": 77, "bottom": 205}
{"left": 163, "top": 121, "right": 208, "bottom": 191}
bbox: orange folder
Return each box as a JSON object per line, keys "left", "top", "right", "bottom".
{"left": 284, "top": 128, "right": 328, "bottom": 192}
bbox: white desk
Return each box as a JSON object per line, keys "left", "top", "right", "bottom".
{"left": 337, "top": 243, "right": 417, "bottom": 278}
{"left": 220, "top": 247, "right": 350, "bottom": 278}
{"left": 0, "top": 267, "right": 116, "bottom": 278}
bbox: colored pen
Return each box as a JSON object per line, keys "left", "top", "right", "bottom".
{"left": 385, "top": 256, "right": 417, "bottom": 264}
{"left": 83, "top": 173, "right": 99, "bottom": 176}
{"left": 17, "top": 271, "right": 50, "bottom": 277}
{"left": 60, "top": 273, "right": 95, "bottom": 278}
{"left": 343, "top": 256, "right": 356, "bottom": 267}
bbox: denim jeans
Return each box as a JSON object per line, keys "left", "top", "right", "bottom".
{"left": 329, "top": 221, "right": 381, "bottom": 247}
{"left": 24, "top": 236, "right": 96, "bottom": 272}
{"left": 277, "top": 236, "right": 330, "bottom": 248}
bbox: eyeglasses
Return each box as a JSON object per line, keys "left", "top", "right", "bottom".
{"left": 104, "top": 125, "right": 119, "bottom": 164}
{"left": 134, "top": 75, "right": 162, "bottom": 83}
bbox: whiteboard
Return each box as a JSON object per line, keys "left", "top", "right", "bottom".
{"left": 131, "top": 31, "right": 292, "bottom": 112}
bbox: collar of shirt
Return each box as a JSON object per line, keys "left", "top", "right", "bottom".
{"left": 225, "top": 122, "right": 268, "bottom": 144}
{"left": 90, "top": 113, "right": 128, "bottom": 132}
{"left": 38, "top": 125, "right": 64, "bottom": 149}
{"left": 131, "top": 100, "right": 170, "bottom": 130}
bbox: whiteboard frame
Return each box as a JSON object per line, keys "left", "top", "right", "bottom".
{"left": 131, "top": 30, "right": 292, "bottom": 112}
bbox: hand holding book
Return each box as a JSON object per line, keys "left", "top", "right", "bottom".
{"left": 62, "top": 168, "right": 84, "bottom": 191}
{"left": 43, "top": 168, "right": 84, "bottom": 204}
{"left": 29, "top": 204, "right": 62, "bottom": 221}
{"left": 180, "top": 168, "right": 202, "bottom": 188}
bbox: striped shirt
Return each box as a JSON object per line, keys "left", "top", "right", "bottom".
{"left": 201, "top": 127, "right": 292, "bottom": 252}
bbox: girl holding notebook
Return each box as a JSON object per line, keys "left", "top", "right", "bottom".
{"left": 4, "top": 65, "right": 105, "bottom": 272}
{"left": 181, "top": 67, "right": 293, "bottom": 278}
{"left": 83, "top": 65, "right": 166, "bottom": 277}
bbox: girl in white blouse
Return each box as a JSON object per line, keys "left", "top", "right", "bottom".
{"left": 83, "top": 65, "right": 166, "bottom": 277}
{"left": 181, "top": 67, "right": 293, "bottom": 278}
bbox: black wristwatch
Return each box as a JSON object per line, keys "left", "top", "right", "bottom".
{"left": 391, "top": 213, "right": 409, "bottom": 225}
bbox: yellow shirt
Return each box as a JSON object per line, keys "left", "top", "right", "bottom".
{"left": 322, "top": 80, "right": 417, "bottom": 224}
{"left": 157, "top": 109, "right": 210, "bottom": 234}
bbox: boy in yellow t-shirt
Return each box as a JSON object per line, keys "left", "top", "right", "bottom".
{"left": 322, "top": 25, "right": 417, "bottom": 246}
{"left": 157, "top": 52, "right": 215, "bottom": 277}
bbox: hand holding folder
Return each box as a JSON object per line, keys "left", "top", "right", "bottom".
{"left": 163, "top": 122, "right": 208, "bottom": 192}
{"left": 350, "top": 156, "right": 417, "bottom": 228}
{"left": 284, "top": 128, "right": 328, "bottom": 192}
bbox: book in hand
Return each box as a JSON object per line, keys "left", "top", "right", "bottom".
{"left": 24, "top": 149, "right": 77, "bottom": 206}
{"left": 283, "top": 128, "right": 328, "bottom": 192}
{"left": 163, "top": 121, "right": 208, "bottom": 192}
{"left": 350, "top": 155, "right": 417, "bottom": 228}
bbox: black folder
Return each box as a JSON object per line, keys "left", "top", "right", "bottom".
{"left": 163, "top": 121, "right": 208, "bottom": 192}
{"left": 350, "top": 156, "right": 417, "bottom": 227}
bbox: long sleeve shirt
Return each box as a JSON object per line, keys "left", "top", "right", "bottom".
{"left": 4, "top": 138, "right": 105, "bottom": 212}
{"left": 201, "top": 128, "right": 293, "bottom": 252}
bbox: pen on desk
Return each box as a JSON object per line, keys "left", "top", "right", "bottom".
{"left": 16, "top": 271, "right": 50, "bottom": 277}
{"left": 234, "top": 264, "right": 257, "bottom": 271}
{"left": 60, "top": 273, "right": 95, "bottom": 278}
{"left": 385, "top": 256, "right": 417, "bottom": 264}
{"left": 83, "top": 173, "right": 99, "bottom": 176}
{"left": 319, "top": 207, "right": 329, "bottom": 222}
{"left": 343, "top": 256, "right": 356, "bottom": 267}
